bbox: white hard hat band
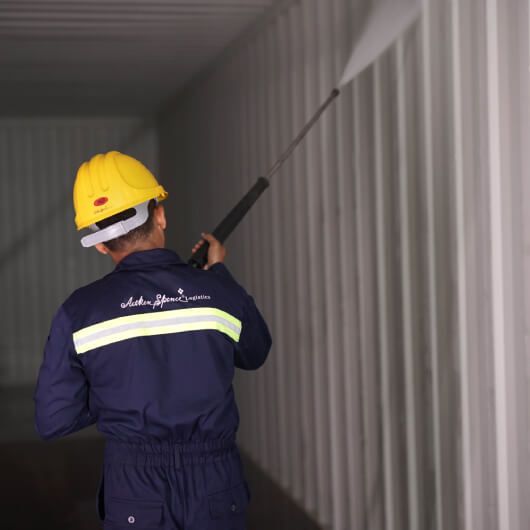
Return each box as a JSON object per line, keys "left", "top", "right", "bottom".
{"left": 80, "top": 200, "right": 151, "bottom": 248}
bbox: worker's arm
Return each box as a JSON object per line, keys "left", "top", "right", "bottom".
{"left": 233, "top": 292, "right": 272, "bottom": 370}
{"left": 208, "top": 260, "right": 271, "bottom": 369}
{"left": 34, "top": 306, "right": 95, "bottom": 440}
{"left": 194, "top": 233, "right": 272, "bottom": 369}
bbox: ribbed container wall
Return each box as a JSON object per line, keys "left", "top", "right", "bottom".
{"left": 158, "top": 0, "right": 530, "bottom": 529}
{"left": 0, "top": 118, "right": 157, "bottom": 386}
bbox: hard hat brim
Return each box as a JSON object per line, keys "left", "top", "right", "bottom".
{"left": 80, "top": 200, "right": 151, "bottom": 248}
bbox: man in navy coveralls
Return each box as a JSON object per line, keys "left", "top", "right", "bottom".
{"left": 34, "top": 151, "right": 271, "bottom": 529}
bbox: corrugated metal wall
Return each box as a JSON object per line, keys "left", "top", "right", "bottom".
{"left": 0, "top": 118, "right": 157, "bottom": 386}
{"left": 158, "top": 0, "right": 530, "bottom": 529}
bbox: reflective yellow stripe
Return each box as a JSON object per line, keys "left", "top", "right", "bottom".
{"left": 73, "top": 307, "right": 242, "bottom": 354}
{"left": 73, "top": 307, "right": 240, "bottom": 340}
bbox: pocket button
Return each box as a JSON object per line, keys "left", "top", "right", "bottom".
{"left": 231, "top": 504, "right": 236, "bottom": 512}
{"left": 128, "top": 515, "right": 135, "bottom": 524}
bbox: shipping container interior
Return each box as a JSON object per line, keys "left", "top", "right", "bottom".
{"left": 1, "top": 1, "right": 529, "bottom": 529}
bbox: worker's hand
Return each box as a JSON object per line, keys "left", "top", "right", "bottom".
{"left": 191, "top": 233, "right": 226, "bottom": 270}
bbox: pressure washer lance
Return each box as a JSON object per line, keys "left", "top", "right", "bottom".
{"left": 188, "top": 88, "right": 340, "bottom": 269}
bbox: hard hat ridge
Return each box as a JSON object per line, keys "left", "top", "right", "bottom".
{"left": 88, "top": 153, "right": 111, "bottom": 195}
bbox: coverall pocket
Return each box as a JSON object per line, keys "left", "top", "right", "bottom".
{"left": 105, "top": 498, "right": 163, "bottom": 529}
{"left": 208, "top": 482, "right": 249, "bottom": 519}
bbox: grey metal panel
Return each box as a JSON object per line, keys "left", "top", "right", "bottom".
{"left": 331, "top": 1, "right": 363, "bottom": 526}
{"left": 244, "top": 39, "right": 263, "bottom": 465}
{"left": 303, "top": 1, "right": 332, "bottom": 522}
{"left": 254, "top": 28, "right": 275, "bottom": 476}
{"left": 448, "top": 2, "right": 475, "bottom": 528}
{"left": 286, "top": 0, "right": 315, "bottom": 509}
{"left": 157, "top": 0, "right": 530, "bottom": 528}
{"left": 373, "top": 57, "right": 395, "bottom": 530}
{"left": 264, "top": 15, "right": 283, "bottom": 484}
{"left": 276, "top": 9, "right": 296, "bottom": 496}
{"left": 419, "top": 1, "right": 443, "bottom": 528}
{"left": 316, "top": 0, "right": 348, "bottom": 526}
{"left": 0, "top": 118, "right": 157, "bottom": 386}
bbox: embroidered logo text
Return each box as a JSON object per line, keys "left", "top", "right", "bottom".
{"left": 120, "top": 288, "right": 211, "bottom": 310}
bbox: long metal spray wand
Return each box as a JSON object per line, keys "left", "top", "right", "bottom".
{"left": 188, "top": 88, "right": 341, "bottom": 268}
{"left": 187, "top": 0, "right": 422, "bottom": 268}
{"left": 264, "top": 88, "right": 340, "bottom": 180}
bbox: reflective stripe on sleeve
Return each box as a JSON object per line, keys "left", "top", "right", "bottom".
{"left": 72, "top": 307, "right": 242, "bottom": 354}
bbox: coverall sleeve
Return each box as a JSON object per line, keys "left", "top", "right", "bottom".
{"left": 235, "top": 295, "right": 272, "bottom": 370}
{"left": 210, "top": 263, "right": 272, "bottom": 370}
{"left": 34, "top": 306, "right": 95, "bottom": 440}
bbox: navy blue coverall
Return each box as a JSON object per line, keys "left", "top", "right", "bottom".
{"left": 34, "top": 248, "right": 271, "bottom": 530}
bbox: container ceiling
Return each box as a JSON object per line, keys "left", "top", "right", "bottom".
{"left": 0, "top": 0, "right": 279, "bottom": 116}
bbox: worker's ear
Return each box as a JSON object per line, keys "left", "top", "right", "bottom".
{"left": 94, "top": 243, "right": 109, "bottom": 255}
{"left": 154, "top": 204, "right": 166, "bottom": 231}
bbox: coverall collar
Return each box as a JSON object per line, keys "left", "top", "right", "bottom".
{"left": 114, "top": 248, "right": 185, "bottom": 271}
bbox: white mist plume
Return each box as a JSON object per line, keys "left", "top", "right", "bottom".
{"left": 339, "top": 0, "right": 421, "bottom": 87}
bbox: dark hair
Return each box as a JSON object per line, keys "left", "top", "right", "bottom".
{"left": 96, "top": 199, "right": 157, "bottom": 252}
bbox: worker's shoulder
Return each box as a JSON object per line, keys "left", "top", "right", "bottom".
{"left": 60, "top": 262, "right": 249, "bottom": 325}
{"left": 197, "top": 263, "right": 248, "bottom": 294}
{"left": 62, "top": 271, "right": 117, "bottom": 312}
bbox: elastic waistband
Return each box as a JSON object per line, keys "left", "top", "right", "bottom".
{"left": 104, "top": 438, "right": 237, "bottom": 468}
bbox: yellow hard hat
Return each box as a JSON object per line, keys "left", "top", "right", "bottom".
{"left": 73, "top": 151, "right": 168, "bottom": 231}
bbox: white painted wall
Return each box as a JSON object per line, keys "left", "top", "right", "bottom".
{"left": 158, "top": 0, "right": 530, "bottom": 529}
{"left": 0, "top": 118, "right": 157, "bottom": 385}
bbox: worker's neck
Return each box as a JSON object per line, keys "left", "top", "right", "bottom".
{"left": 109, "top": 241, "right": 164, "bottom": 265}
{"left": 96, "top": 212, "right": 167, "bottom": 264}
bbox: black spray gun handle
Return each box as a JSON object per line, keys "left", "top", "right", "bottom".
{"left": 188, "top": 176, "right": 270, "bottom": 269}
{"left": 187, "top": 90, "right": 341, "bottom": 269}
